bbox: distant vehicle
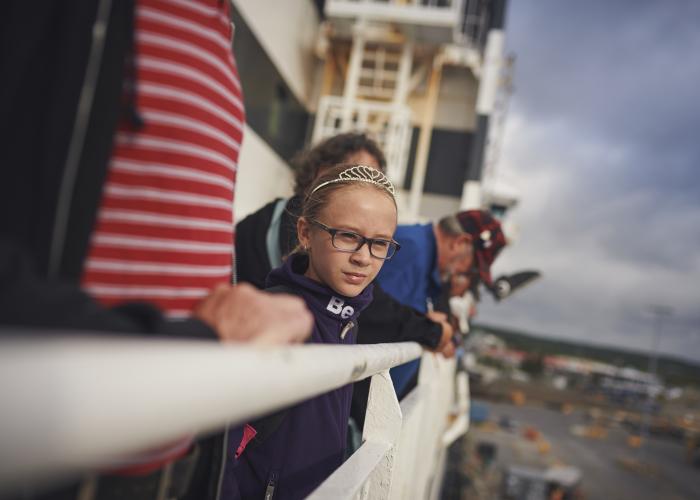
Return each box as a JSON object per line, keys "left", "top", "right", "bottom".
{"left": 470, "top": 402, "right": 490, "bottom": 424}
{"left": 501, "top": 465, "right": 582, "bottom": 500}
{"left": 476, "top": 441, "right": 498, "bottom": 468}
{"left": 499, "top": 414, "right": 517, "bottom": 432}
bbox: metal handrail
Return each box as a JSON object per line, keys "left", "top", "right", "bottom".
{"left": 0, "top": 335, "right": 422, "bottom": 490}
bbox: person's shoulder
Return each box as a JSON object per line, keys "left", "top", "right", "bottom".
{"left": 236, "top": 199, "right": 281, "bottom": 229}
{"left": 393, "top": 223, "right": 432, "bottom": 256}
{"left": 394, "top": 223, "right": 432, "bottom": 240}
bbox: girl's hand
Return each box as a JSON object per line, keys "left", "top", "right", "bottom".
{"left": 426, "top": 312, "right": 455, "bottom": 358}
{"left": 435, "top": 321, "right": 456, "bottom": 358}
{"left": 439, "top": 339, "right": 456, "bottom": 359}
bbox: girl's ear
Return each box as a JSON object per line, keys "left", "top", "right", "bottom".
{"left": 297, "top": 217, "right": 312, "bottom": 251}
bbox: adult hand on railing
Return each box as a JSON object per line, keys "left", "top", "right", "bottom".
{"left": 426, "top": 311, "right": 455, "bottom": 358}
{"left": 439, "top": 337, "right": 456, "bottom": 358}
{"left": 194, "top": 283, "right": 313, "bottom": 344}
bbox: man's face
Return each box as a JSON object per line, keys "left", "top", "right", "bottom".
{"left": 438, "top": 235, "right": 474, "bottom": 278}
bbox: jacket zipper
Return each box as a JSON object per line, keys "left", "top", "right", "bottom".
{"left": 48, "top": 0, "right": 113, "bottom": 278}
{"left": 264, "top": 471, "right": 278, "bottom": 500}
{"left": 340, "top": 320, "right": 354, "bottom": 340}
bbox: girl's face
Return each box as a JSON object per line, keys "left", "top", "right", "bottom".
{"left": 298, "top": 185, "right": 397, "bottom": 297}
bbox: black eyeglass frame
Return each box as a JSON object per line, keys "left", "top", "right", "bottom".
{"left": 309, "top": 219, "right": 401, "bottom": 260}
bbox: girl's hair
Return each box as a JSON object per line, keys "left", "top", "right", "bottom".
{"left": 291, "top": 133, "right": 387, "bottom": 197}
{"left": 300, "top": 164, "right": 396, "bottom": 224}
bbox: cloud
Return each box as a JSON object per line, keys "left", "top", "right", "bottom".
{"left": 506, "top": 0, "right": 700, "bottom": 199}
{"left": 479, "top": 99, "right": 700, "bottom": 361}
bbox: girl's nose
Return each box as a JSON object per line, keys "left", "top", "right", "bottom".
{"left": 350, "top": 242, "right": 372, "bottom": 266}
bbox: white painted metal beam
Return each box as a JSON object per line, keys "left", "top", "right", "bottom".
{"left": 306, "top": 441, "right": 391, "bottom": 500}
{"left": 308, "top": 354, "right": 465, "bottom": 500}
{"left": 326, "top": 0, "right": 463, "bottom": 29}
{"left": 0, "top": 335, "right": 421, "bottom": 489}
{"left": 442, "top": 371, "right": 470, "bottom": 447}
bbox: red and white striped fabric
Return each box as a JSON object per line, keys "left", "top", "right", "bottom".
{"left": 82, "top": 0, "right": 244, "bottom": 319}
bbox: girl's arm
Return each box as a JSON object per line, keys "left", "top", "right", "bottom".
{"left": 356, "top": 285, "right": 443, "bottom": 348}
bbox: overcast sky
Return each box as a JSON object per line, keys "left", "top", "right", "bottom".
{"left": 477, "top": 0, "right": 700, "bottom": 362}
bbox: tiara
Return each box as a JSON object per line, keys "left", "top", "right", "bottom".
{"left": 310, "top": 165, "right": 396, "bottom": 197}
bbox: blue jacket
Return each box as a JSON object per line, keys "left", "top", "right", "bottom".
{"left": 376, "top": 224, "right": 442, "bottom": 395}
{"left": 226, "top": 253, "right": 374, "bottom": 500}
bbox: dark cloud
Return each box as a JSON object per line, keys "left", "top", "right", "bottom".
{"left": 509, "top": 1, "right": 700, "bottom": 135}
{"left": 477, "top": 0, "right": 700, "bottom": 361}
{"left": 507, "top": 0, "right": 700, "bottom": 192}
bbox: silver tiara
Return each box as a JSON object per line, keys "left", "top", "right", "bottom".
{"left": 310, "top": 165, "right": 396, "bottom": 197}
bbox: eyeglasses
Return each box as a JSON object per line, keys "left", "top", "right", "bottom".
{"left": 309, "top": 219, "right": 400, "bottom": 260}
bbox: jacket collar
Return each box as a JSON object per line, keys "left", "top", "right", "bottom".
{"left": 266, "top": 253, "right": 374, "bottom": 323}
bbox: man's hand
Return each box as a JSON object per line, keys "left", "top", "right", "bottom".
{"left": 194, "top": 283, "right": 313, "bottom": 345}
{"left": 426, "top": 311, "right": 455, "bottom": 358}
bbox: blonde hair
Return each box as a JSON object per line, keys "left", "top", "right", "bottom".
{"left": 294, "top": 164, "right": 397, "bottom": 255}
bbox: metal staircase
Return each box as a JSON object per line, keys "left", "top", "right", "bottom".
{"left": 312, "top": 27, "right": 414, "bottom": 187}
{"left": 313, "top": 0, "right": 494, "bottom": 215}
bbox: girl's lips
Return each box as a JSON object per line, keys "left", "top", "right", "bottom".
{"left": 342, "top": 271, "right": 367, "bottom": 285}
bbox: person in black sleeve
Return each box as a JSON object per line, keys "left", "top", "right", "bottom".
{"left": 235, "top": 133, "right": 454, "bottom": 356}
{"left": 234, "top": 133, "right": 455, "bottom": 432}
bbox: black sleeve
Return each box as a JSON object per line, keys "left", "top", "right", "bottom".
{"left": 356, "top": 284, "right": 442, "bottom": 349}
{"left": 0, "top": 238, "right": 217, "bottom": 340}
{"left": 352, "top": 285, "right": 441, "bottom": 430}
{"left": 278, "top": 196, "right": 301, "bottom": 258}
{"left": 353, "top": 286, "right": 442, "bottom": 431}
{"left": 235, "top": 200, "right": 276, "bottom": 289}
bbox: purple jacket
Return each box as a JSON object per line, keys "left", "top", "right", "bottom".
{"left": 224, "top": 253, "right": 374, "bottom": 500}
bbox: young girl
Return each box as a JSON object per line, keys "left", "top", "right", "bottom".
{"left": 230, "top": 164, "right": 400, "bottom": 499}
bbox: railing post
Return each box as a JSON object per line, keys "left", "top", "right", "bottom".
{"left": 415, "top": 353, "right": 442, "bottom": 497}
{"left": 424, "top": 356, "right": 456, "bottom": 500}
{"left": 360, "top": 369, "right": 402, "bottom": 500}
{"left": 343, "top": 20, "right": 366, "bottom": 131}
{"left": 306, "top": 347, "right": 468, "bottom": 500}
{"left": 311, "top": 96, "right": 328, "bottom": 144}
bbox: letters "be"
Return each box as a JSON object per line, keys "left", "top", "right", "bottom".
{"left": 327, "top": 296, "right": 354, "bottom": 319}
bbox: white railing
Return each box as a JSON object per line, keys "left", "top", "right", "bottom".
{"left": 0, "top": 335, "right": 468, "bottom": 498}
{"left": 310, "top": 355, "right": 469, "bottom": 499}
{"left": 312, "top": 96, "right": 413, "bottom": 187}
{"left": 326, "top": 0, "right": 490, "bottom": 52}
{"left": 456, "top": 0, "right": 490, "bottom": 52}
{"left": 325, "top": 0, "right": 464, "bottom": 29}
